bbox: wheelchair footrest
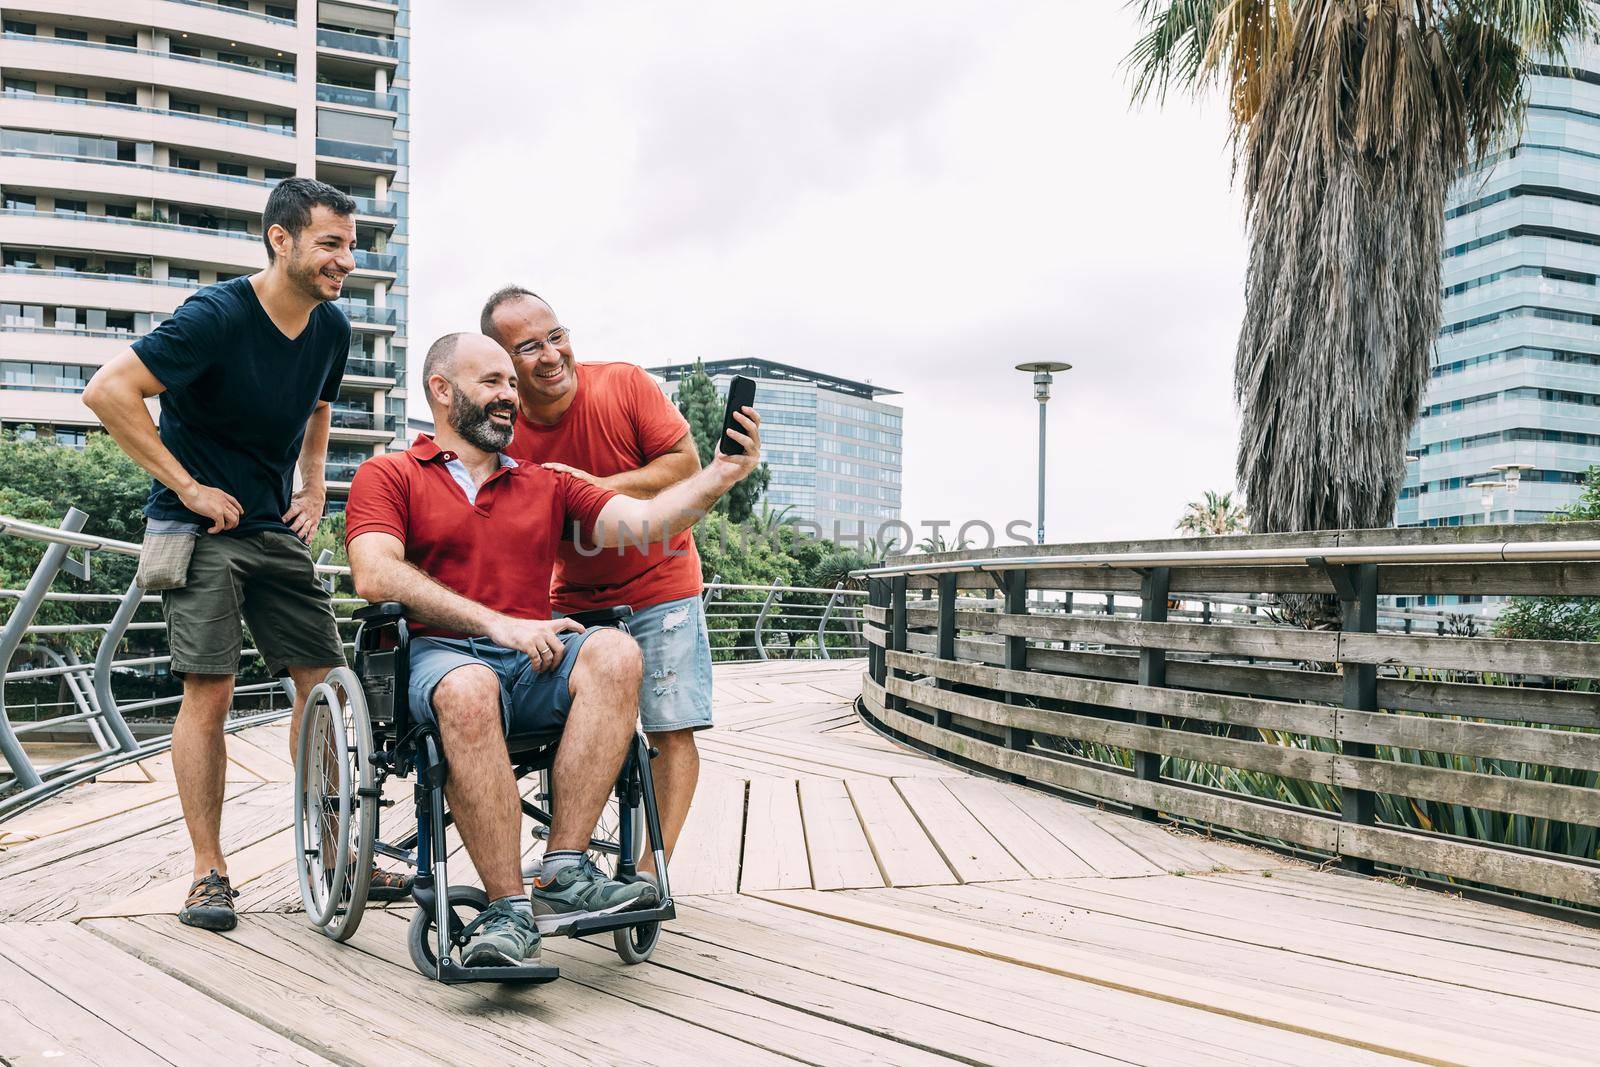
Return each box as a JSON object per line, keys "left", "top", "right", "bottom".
{"left": 435, "top": 959, "right": 560, "bottom": 985}
{"left": 560, "top": 902, "right": 675, "bottom": 937}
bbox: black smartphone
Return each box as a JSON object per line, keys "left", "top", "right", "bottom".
{"left": 719, "top": 375, "right": 757, "bottom": 456}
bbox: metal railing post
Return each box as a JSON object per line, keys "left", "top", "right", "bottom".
{"left": 817, "top": 582, "right": 843, "bottom": 661}
{"left": 753, "top": 583, "right": 779, "bottom": 661}
{"left": 1132, "top": 567, "right": 1170, "bottom": 821}
{"left": 89, "top": 577, "right": 144, "bottom": 755}
{"left": 0, "top": 507, "right": 88, "bottom": 790}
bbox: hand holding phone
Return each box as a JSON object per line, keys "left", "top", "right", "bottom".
{"left": 718, "top": 376, "right": 758, "bottom": 456}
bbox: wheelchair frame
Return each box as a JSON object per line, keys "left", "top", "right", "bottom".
{"left": 291, "top": 601, "right": 675, "bottom": 984}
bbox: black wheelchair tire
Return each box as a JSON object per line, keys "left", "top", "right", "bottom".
{"left": 614, "top": 920, "right": 660, "bottom": 964}
{"left": 407, "top": 885, "right": 490, "bottom": 977}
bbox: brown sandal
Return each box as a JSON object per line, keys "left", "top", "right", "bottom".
{"left": 367, "top": 866, "right": 413, "bottom": 902}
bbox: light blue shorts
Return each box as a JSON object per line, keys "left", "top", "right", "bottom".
{"left": 559, "top": 594, "right": 713, "bottom": 733}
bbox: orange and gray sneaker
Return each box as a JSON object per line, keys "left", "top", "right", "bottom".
{"left": 179, "top": 869, "right": 238, "bottom": 931}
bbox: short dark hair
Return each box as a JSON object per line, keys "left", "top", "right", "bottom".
{"left": 479, "top": 285, "right": 552, "bottom": 341}
{"left": 262, "top": 178, "right": 356, "bottom": 261}
{"left": 421, "top": 332, "right": 473, "bottom": 387}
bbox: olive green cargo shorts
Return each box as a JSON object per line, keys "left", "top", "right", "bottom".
{"left": 161, "top": 529, "right": 345, "bottom": 678}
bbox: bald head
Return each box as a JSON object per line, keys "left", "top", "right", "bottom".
{"left": 480, "top": 285, "right": 552, "bottom": 343}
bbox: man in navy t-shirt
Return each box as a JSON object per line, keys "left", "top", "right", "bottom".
{"left": 84, "top": 177, "right": 379, "bottom": 932}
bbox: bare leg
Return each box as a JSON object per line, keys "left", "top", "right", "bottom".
{"left": 548, "top": 629, "right": 642, "bottom": 854}
{"left": 637, "top": 727, "right": 699, "bottom": 875}
{"left": 431, "top": 664, "right": 524, "bottom": 901}
{"left": 172, "top": 673, "right": 236, "bottom": 879}
{"left": 284, "top": 665, "right": 333, "bottom": 768}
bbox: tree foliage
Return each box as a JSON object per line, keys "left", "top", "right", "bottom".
{"left": 673, "top": 360, "right": 771, "bottom": 523}
{"left": 1492, "top": 466, "right": 1600, "bottom": 642}
{"left": 1175, "top": 490, "right": 1249, "bottom": 536}
{"left": 1127, "top": 0, "right": 1596, "bottom": 533}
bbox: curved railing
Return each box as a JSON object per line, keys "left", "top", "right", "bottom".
{"left": 0, "top": 513, "right": 864, "bottom": 817}
{"left": 857, "top": 524, "right": 1600, "bottom": 912}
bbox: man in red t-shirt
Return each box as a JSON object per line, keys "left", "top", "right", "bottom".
{"left": 345, "top": 332, "right": 761, "bottom": 967}
{"left": 481, "top": 287, "right": 711, "bottom": 877}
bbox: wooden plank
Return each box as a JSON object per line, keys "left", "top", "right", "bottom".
{"left": 667, "top": 774, "right": 744, "bottom": 896}
{"left": 1334, "top": 755, "right": 1600, "bottom": 825}
{"left": 80, "top": 823, "right": 296, "bottom": 919}
{"left": 1340, "top": 631, "right": 1600, "bottom": 679}
{"left": 863, "top": 676, "right": 1343, "bottom": 855}
{"left": 1339, "top": 823, "right": 1600, "bottom": 908}
{"left": 798, "top": 777, "right": 884, "bottom": 890}
{"left": 750, "top": 887, "right": 1583, "bottom": 1067}
{"left": 0, "top": 944, "right": 171, "bottom": 1066}
{"left": 225, "top": 730, "right": 296, "bottom": 782}
{"left": 1338, "top": 707, "right": 1600, "bottom": 770}
{"left": 946, "top": 608, "right": 1341, "bottom": 662}
{"left": 738, "top": 777, "right": 811, "bottom": 891}
{"left": 0, "top": 780, "right": 179, "bottom": 846}
{"left": 0, "top": 921, "right": 332, "bottom": 1065}
{"left": 941, "top": 776, "right": 1098, "bottom": 879}
{"left": 844, "top": 777, "right": 956, "bottom": 887}
{"left": 890, "top": 673, "right": 1338, "bottom": 784}
{"left": 993, "top": 785, "right": 1166, "bottom": 878}
{"left": 891, "top": 777, "right": 1029, "bottom": 883}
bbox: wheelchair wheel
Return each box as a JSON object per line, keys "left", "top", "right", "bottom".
{"left": 533, "top": 766, "right": 644, "bottom": 878}
{"left": 408, "top": 885, "right": 489, "bottom": 977}
{"left": 292, "top": 667, "right": 377, "bottom": 942}
{"left": 614, "top": 920, "right": 660, "bottom": 965}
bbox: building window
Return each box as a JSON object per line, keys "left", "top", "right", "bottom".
{"left": 100, "top": 258, "right": 134, "bottom": 274}
{"left": 265, "top": 113, "right": 295, "bottom": 130}
{"left": 267, "top": 4, "right": 296, "bottom": 19}
{"left": 218, "top": 0, "right": 250, "bottom": 9}
{"left": 104, "top": 203, "right": 135, "bottom": 218}
{"left": 0, "top": 362, "right": 95, "bottom": 393}
{"left": 169, "top": 43, "right": 201, "bottom": 58}
{"left": 265, "top": 57, "right": 295, "bottom": 74}
{"left": 3, "top": 19, "right": 38, "bottom": 35}
{"left": 170, "top": 99, "right": 201, "bottom": 114}
{"left": 53, "top": 27, "right": 88, "bottom": 41}
{"left": 105, "top": 87, "right": 136, "bottom": 105}
{"left": 3, "top": 191, "right": 36, "bottom": 210}
{"left": 217, "top": 106, "right": 249, "bottom": 123}
{"left": 3, "top": 77, "right": 37, "bottom": 94}
{"left": 53, "top": 198, "right": 87, "bottom": 214}
{"left": 171, "top": 155, "right": 202, "bottom": 171}
{"left": 265, "top": 166, "right": 293, "bottom": 180}
{"left": 54, "top": 84, "right": 88, "bottom": 99}
{"left": 169, "top": 266, "right": 200, "bottom": 283}
{"left": 105, "top": 32, "right": 137, "bottom": 48}
{"left": 2, "top": 250, "right": 39, "bottom": 268}
{"left": 216, "top": 160, "right": 248, "bottom": 176}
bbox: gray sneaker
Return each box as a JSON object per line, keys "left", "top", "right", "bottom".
{"left": 460, "top": 898, "right": 541, "bottom": 967}
{"left": 531, "top": 858, "right": 660, "bottom": 935}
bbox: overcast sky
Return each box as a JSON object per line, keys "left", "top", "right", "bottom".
{"left": 410, "top": 1, "right": 1248, "bottom": 545}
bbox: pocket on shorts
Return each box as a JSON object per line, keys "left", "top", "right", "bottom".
{"left": 136, "top": 528, "right": 200, "bottom": 592}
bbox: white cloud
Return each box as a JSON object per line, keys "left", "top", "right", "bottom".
{"left": 411, "top": 0, "right": 1248, "bottom": 542}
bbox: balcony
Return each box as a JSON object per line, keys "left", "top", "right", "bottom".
{"left": 1, "top": 265, "right": 194, "bottom": 290}
{"left": 316, "top": 27, "right": 399, "bottom": 59}
{"left": 351, "top": 250, "right": 398, "bottom": 274}
{"left": 316, "top": 84, "right": 398, "bottom": 111}
{"left": 2, "top": 89, "right": 293, "bottom": 137}
{"left": 1, "top": 207, "right": 258, "bottom": 243}
{"left": 0, "top": 31, "right": 294, "bottom": 81}
{"left": 330, "top": 409, "right": 400, "bottom": 432}
{"left": 164, "top": 0, "right": 296, "bottom": 25}
{"left": 325, "top": 461, "right": 364, "bottom": 484}
{"left": 347, "top": 194, "right": 398, "bottom": 219}
{"left": 336, "top": 301, "right": 398, "bottom": 326}
{"left": 316, "top": 138, "right": 398, "bottom": 166}
{"left": 344, "top": 356, "right": 397, "bottom": 379}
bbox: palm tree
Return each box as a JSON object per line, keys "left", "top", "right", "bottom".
{"left": 1128, "top": 1, "right": 1594, "bottom": 533}
{"left": 1176, "top": 490, "right": 1249, "bottom": 535}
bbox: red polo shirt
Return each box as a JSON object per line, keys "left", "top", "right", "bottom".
{"left": 506, "top": 361, "right": 703, "bottom": 614}
{"left": 344, "top": 434, "right": 616, "bottom": 638}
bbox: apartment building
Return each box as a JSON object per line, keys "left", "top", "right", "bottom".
{"left": 650, "top": 357, "right": 903, "bottom": 538}
{"left": 0, "top": 0, "right": 411, "bottom": 508}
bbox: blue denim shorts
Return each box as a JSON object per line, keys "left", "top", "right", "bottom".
{"left": 558, "top": 595, "right": 713, "bottom": 733}
{"left": 407, "top": 631, "right": 590, "bottom": 751}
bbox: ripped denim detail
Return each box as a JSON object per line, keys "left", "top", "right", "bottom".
{"left": 650, "top": 665, "right": 679, "bottom": 697}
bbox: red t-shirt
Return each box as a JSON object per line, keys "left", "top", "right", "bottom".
{"left": 505, "top": 361, "right": 703, "bottom": 614}
{"left": 344, "top": 434, "right": 616, "bottom": 638}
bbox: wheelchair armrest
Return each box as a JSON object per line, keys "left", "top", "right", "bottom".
{"left": 354, "top": 601, "right": 407, "bottom": 624}
{"left": 565, "top": 605, "right": 633, "bottom": 628}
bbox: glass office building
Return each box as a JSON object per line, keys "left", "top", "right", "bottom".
{"left": 0, "top": 0, "right": 411, "bottom": 509}
{"left": 1397, "top": 48, "right": 1600, "bottom": 528}
{"left": 650, "top": 358, "right": 903, "bottom": 538}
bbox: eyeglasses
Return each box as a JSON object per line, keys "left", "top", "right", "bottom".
{"left": 512, "top": 326, "right": 571, "bottom": 358}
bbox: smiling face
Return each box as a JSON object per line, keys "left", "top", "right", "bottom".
{"left": 428, "top": 335, "right": 520, "bottom": 453}
{"left": 489, "top": 296, "right": 577, "bottom": 412}
{"left": 271, "top": 205, "right": 357, "bottom": 303}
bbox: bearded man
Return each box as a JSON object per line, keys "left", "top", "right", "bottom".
{"left": 84, "top": 177, "right": 367, "bottom": 933}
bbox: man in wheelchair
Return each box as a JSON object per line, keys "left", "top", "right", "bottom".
{"left": 343, "top": 331, "right": 761, "bottom": 967}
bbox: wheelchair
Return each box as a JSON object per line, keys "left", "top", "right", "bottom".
{"left": 291, "top": 601, "right": 675, "bottom": 985}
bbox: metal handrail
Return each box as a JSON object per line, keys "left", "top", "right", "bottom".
{"left": 858, "top": 538, "right": 1600, "bottom": 578}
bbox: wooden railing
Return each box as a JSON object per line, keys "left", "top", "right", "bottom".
{"left": 857, "top": 523, "right": 1600, "bottom": 911}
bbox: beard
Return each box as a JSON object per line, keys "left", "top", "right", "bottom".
{"left": 449, "top": 390, "right": 515, "bottom": 452}
{"left": 287, "top": 244, "right": 341, "bottom": 302}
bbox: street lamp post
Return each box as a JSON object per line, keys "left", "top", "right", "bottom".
{"left": 1015, "top": 361, "right": 1072, "bottom": 545}
{"left": 1492, "top": 462, "right": 1532, "bottom": 522}
{"left": 1468, "top": 479, "right": 1507, "bottom": 525}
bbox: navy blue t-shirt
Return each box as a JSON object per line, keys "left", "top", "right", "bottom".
{"left": 132, "top": 276, "right": 350, "bottom": 535}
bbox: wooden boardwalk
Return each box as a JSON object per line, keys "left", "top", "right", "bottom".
{"left": 2, "top": 659, "right": 1597, "bottom": 1066}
